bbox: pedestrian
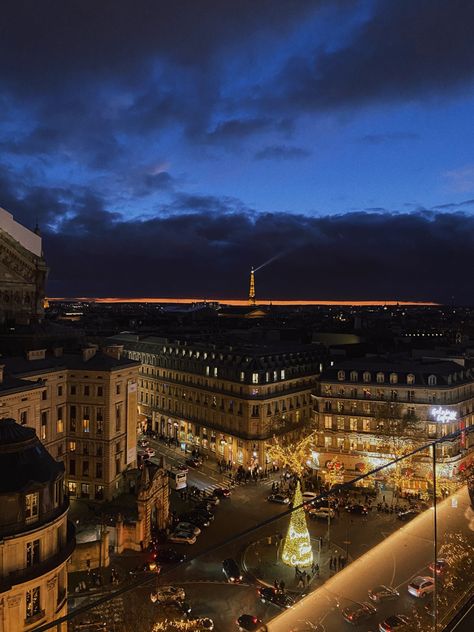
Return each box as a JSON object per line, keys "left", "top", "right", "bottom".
{"left": 274, "top": 578, "right": 279, "bottom": 591}
{"left": 315, "top": 563, "right": 320, "bottom": 577}
{"left": 311, "top": 561, "right": 316, "bottom": 575}
{"left": 297, "top": 575, "right": 305, "bottom": 589}
{"left": 329, "top": 556, "right": 333, "bottom": 570}
{"left": 279, "top": 580, "right": 285, "bottom": 593}
{"left": 295, "top": 565, "right": 300, "bottom": 578}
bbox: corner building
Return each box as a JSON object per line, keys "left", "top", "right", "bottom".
{"left": 0, "top": 418, "right": 75, "bottom": 632}
{"left": 312, "top": 359, "right": 474, "bottom": 491}
{"left": 112, "top": 335, "right": 323, "bottom": 467}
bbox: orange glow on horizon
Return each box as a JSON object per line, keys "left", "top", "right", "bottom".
{"left": 47, "top": 296, "right": 440, "bottom": 307}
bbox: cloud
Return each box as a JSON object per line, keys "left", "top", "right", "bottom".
{"left": 358, "top": 132, "right": 420, "bottom": 145}
{"left": 254, "top": 145, "right": 311, "bottom": 160}
{"left": 443, "top": 165, "right": 474, "bottom": 193}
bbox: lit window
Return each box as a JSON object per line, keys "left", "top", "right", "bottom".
{"left": 407, "top": 373, "right": 415, "bottom": 385}
{"left": 213, "top": 367, "right": 218, "bottom": 377}
{"left": 350, "top": 371, "right": 358, "bottom": 382}
{"left": 25, "top": 493, "right": 39, "bottom": 523}
{"left": 206, "top": 366, "right": 210, "bottom": 376}
{"left": 376, "top": 372, "right": 384, "bottom": 383}
{"left": 337, "top": 370, "right": 345, "bottom": 381}
{"left": 240, "top": 372, "right": 245, "bottom": 382}
{"left": 280, "top": 369, "right": 285, "bottom": 380}
{"left": 363, "top": 372, "right": 371, "bottom": 383}
{"left": 26, "top": 540, "right": 40, "bottom": 567}
{"left": 252, "top": 373, "right": 259, "bottom": 384}
{"left": 57, "top": 407, "right": 63, "bottom": 433}
{"left": 25, "top": 587, "right": 41, "bottom": 620}
{"left": 389, "top": 373, "right": 398, "bottom": 384}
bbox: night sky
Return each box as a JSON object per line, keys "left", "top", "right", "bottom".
{"left": 2, "top": 1, "right": 474, "bottom": 303}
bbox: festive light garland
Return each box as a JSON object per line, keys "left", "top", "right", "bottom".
{"left": 281, "top": 480, "right": 313, "bottom": 567}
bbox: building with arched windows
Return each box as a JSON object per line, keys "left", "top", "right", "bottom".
{"left": 0, "top": 417, "right": 75, "bottom": 632}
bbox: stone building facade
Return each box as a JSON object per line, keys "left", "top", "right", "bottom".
{"left": 0, "top": 207, "right": 47, "bottom": 325}
{"left": 312, "top": 358, "right": 474, "bottom": 491}
{"left": 0, "top": 346, "right": 140, "bottom": 502}
{"left": 0, "top": 418, "right": 75, "bottom": 632}
{"left": 112, "top": 334, "right": 323, "bottom": 467}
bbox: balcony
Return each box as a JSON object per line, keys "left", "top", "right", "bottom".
{"left": 0, "top": 521, "right": 76, "bottom": 592}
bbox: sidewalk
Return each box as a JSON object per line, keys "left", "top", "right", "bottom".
{"left": 242, "top": 534, "right": 347, "bottom": 595}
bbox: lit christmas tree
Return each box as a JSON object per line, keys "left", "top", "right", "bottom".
{"left": 281, "top": 480, "right": 313, "bottom": 567}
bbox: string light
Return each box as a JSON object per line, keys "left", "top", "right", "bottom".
{"left": 281, "top": 480, "right": 313, "bottom": 567}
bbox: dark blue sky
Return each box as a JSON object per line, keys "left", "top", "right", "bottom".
{"left": 1, "top": 1, "right": 474, "bottom": 302}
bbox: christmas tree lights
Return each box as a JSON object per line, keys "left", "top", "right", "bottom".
{"left": 281, "top": 480, "right": 313, "bottom": 567}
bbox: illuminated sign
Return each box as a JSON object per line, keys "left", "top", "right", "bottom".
{"left": 430, "top": 407, "right": 457, "bottom": 423}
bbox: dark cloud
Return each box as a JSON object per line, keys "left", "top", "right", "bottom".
{"left": 273, "top": 1, "right": 474, "bottom": 112}
{"left": 358, "top": 133, "right": 420, "bottom": 145}
{"left": 254, "top": 145, "right": 311, "bottom": 160}
{"left": 37, "top": 203, "right": 474, "bottom": 303}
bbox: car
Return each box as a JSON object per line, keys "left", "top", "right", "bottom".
{"left": 397, "top": 509, "right": 420, "bottom": 522}
{"left": 175, "top": 522, "right": 201, "bottom": 536}
{"left": 309, "top": 507, "right": 335, "bottom": 520}
{"left": 193, "top": 507, "right": 215, "bottom": 521}
{"left": 407, "top": 576, "right": 435, "bottom": 598}
{"left": 150, "top": 585, "right": 186, "bottom": 603}
{"left": 138, "top": 439, "right": 150, "bottom": 447}
{"left": 428, "top": 558, "right": 448, "bottom": 574}
{"left": 195, "top": 501, "right": 215, "bottom": 514}
{"left": 236, "top": 614, "right": 264, "bottom": 631}
{"left": 188, "top": 618, "right": 214, "bottom": 631}
{"left": 145, "top": 447, "right": 156, "bottom": 457}
{"left": 203, "top": 494, "right": 220, "bottom": 506}
{"left": 178, "top": 463, "right": 189, "bottom": 473}
{"left": 223, "top": 558, "right": 243, "bottom": 583}
{"left": 378, "top": 614, "right": 410, "bottom": 631}
{"left": 213, "top": 486, "right": 231, "bottom": 498}
{"left": 267, "top": 493, "right": 290, "bottom": 504}
{"left": 186, "top": 458, "right": 203, "bottom": 468}
{"left": 163, "top": 600, "right": 192, "bottom": 618}
{"left": 302, "top": 492, "right": 319, "bottom": 508}
{"left": 258, "top": 587, "right": 295, "bottom": 609}
{"left": 345, "top": 504, "right": 368, "bottom": 515}
{"left": 342, "top": 601, "right": 377, "bottom": 624}
{"left": 179, "top": 512, "right": 210, "bottom": 528}
{"left": 128, "top": 560, "right": 160, "bottom": 576}
{"left": 137, "top": 450, "right": 150, "bottom": 461}
{"left": 154, "top": 548, "right": 186, "bottom": 564}
{"left": 168, "top": 531, "right": 197, "bottom": 544}
{"left": 368, "top": 585, "right": 400, "bottom": 603}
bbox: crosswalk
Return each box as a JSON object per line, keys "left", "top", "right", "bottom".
{"left": 187, "top": 477, "right": 277, "bottom": 499}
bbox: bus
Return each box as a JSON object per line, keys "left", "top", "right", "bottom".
{"left": 167, "top": 468, "right": 187, "bottom": 490}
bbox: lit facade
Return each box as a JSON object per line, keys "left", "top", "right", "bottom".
{"left": 0, "top": 418, "right": 75, "bottom": 632}
{"left": 312, "top": 359, "right": 474, "bottom": 490}
{"left": 0, "top": 346, "right": 139, "bottom": 501}
{"left": 113, "top": 335, "right": 323, "bottom": 467}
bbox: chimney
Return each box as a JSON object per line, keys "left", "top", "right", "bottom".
{"left": 0, "top": 364, "right": 4, "bottom": 384}
{"left": 26, "top": 349, "right": 46, "bottom": 361}
{"left": 103, "top": 344, "right": 123, "bottom": 360}
{"left": 53, "top": 347, "right": 63, "bottom": 357}
{"left": 82, "top": 344, "right": 98, "bottom": 362}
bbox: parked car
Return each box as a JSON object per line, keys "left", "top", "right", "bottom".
{"left": 150, "top": 586, "right": 186, "bottom": 604}
{"left": 267, "top": 493, "right": 290, "bottom": 504}
{"left": 222, "top": 558, "right": 243, "bottom": 583}
{"left": 368, "top": 585, "right": 400, "bottom": 603}
{"left": 187, "top": 618, "right": 214, "bottom": 631}
{"left": 203, "top": 494, "right": 220, "bottom": 506}
{"left": 342, "top": 601, "right": 377, "bottom": 624}
{"left": 428, "top": 558, "right": 448, "bottom": 575}
{"left": 154, "top": 548, "right": 186, "bottom": 564}
{"left": 213, "top": 487, "right": 231, "bottom": 498}
{"left": 236, "top": 614, "right": 264, "bottom": 631}
{"left": 397, "top": 509, "right": 420, "bottom": 522}
{"left": 186, "top": 458, "right": 203, "bottom": 468}
{"left": 178, "top": 463, "right": 189, "bottom": 473}
{"left": 378, "top": 614, "right": 410, "bottom": 632}
{"left": 195, "top": 501, "right": 215, "bottom": 514}
{"left": 138, "top": 439, "right": 150, "bottom": 448}
{"left": 309, "top": 507, "right": 335, "bottom": 520}
{"left": 168, "top": 531, "right": 197, "bottom": 545}
{"left": 179, "top": 512, "right": 210, "bottom": 528}
{"left": 302, "top": 492, "right": 319, "bottom": 508}
{"left": 258, "top": 587, "right": 294, "bottom": 609}
{"left": 345, "top": 504, "right": 368, "bottom": 515}
{"left": 163, "top": 600, "right": 192, "bottom": 618}
{"left": 407, "top": 576, "right": 435, "bottom": 598}
{"left": 145, "top": 447, "right": 156, "bottom": 457}
{"left": 175, "top": 521, "right": 201, "bottom": 535}
{"left": 137, "top": 450, "right": 150, "bottom": 461}
{"left": 193, "top": 507, "right": 215, "bottom": 521}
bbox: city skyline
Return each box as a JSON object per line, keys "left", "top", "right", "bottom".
{"left": 1, "top": 1, "right": 474, "bottom": 302}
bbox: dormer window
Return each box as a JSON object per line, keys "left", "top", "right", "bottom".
{"left": 350, "top": 371, "right": 358, "bottom": 382}
{"left": 337, "top": 370, "right": 345, "bottom": 381}
{"left": 252, "top": 373, "right": 259, "bottom": 384}
{"left": 25, "top": 492, "right": 39, "bottom": 524}
{"left": 363, "top": 371, "right": 371, "bottom": 383}
{"left": 428, "top": 375, "right": 437, "bottom": 386}
{"left": 389, "top": 373, "right": 398, "bottom": 384}
{"left": 407, "top": 374, "right": 415, "bottom": 385}
{"left": 376, "top": 372, "right": 384, "bottom": 383}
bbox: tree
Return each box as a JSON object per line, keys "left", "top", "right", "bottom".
{"left": 281, "top": 479, "right": 313, "bottom": 568}
{"left": 265, "top": 432, "right": 314, "bottom": 479}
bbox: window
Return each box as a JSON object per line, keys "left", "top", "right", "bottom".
{"left": 362, "top": 419, "right": 371, "bottom": 432}
{"left": 240, "top": 371, "right": 245, "bottom": 382}
{"left": 363, "top": 372, "right": 371, "bottom": 383}
{"left": 96, "top": 445, "right": 103, "bottom": 457}
{"left": 25, "top": 587, "right": 41, "bottom": 620}
{"left": 80, "top": 483, "right": 90, "bottom": 498}
{"left": 337, "top": 401, "right": 344, "bottom": 413}
{"left": 428, "top": 375, "right": 437, "bottom": 386}
{"left": 70, "top": 406, "right": 76, "bottom": 432}
{"left": 337, "top": 417, "right": 345, "bottom": 430}
{"left": 95, "top": 485, "right": 104, "bottom": 500}
{"left": 376, "top": 372, "right": 384, "bottom": 383}
{"left": 407, "top": 373, "right": 415, "bottom": 385}
{"left": 97, "top": 386, "right": 103, "bottom": 397}
{"left": 41, "top": 389, "right": 47, "bottom": 401}
{"left": 115, "top": 404, "right": 122, "bottom": 431}
{"left": 407, "top": 390, "right": 415, "bottom": 402}
{"left": 70, "top": 385, "right": 76, "bottom": 395}
{"left": 20, "top": 410, "right": 28, "bottom": 425}
{"left": 350, "top": 371, "right": 358, "bottom": 382}
{"left": 69, "top": 441, "right": 76, "bottom": 452}
{"left": 83, "top": 461, "right": 89, "bottom": 476}
{"left": 251, "top": 405, "right": 259, "bottom": 417}
{"left": 390, "top": 390, "right": 398, "bottom": 401}
{"left": 205, "top": 366, "right": 210, "bottom": 376}
{"left": 280, "top": 370, "right": 285, "bottom": 380}
{"left": 213, "top": 367, "right": 218, "bottom": 377}
{"left": 83, "top": 407, "right": 90, "bottom": 433}
{"left": 324, "top": 415, "right": 333, "bottom": 429}
{"left": 428, "top": 423, "right": 437, "bottom": 437}
{"left": 26, "top": 539, "right": 40, "bottom": 567}
{"left": 84, "top": 385, "right": 90, "bottom": 396}
{"left": 349, "top": 417, "right": 358, "bottom": 431}
{"left": 252, "top": 373, "right": 259, "bottom": 384}
{"left": 273, "top": 371, "right": 278, "bottom": 381}
{"left": 25, "top": 493, "right": 39, "bottom": 523}
{"left": 389, "top": 373, "right": 398, "bottom": 384}
{"left": 68, "top": 481, "right": 77, "bottom": 496}
{"left": 337, "top": 370, "right": 345, "bottom": 381}
{"left": 57, "top": 385, "right": 63, "bottom": 397}
{"left": 116, "top": 383, "right": 121, "bottom": 395}
{"left": 115, "top": 457, "right": 121, "bottom": 475}
{"left": 96, "top": 462, "right": 103, "bottom": 478}
{"left": 69, "top": 459, "right": 76, "bottom": 475}
{"left": 40, "top": 411, "right": 47, "bottom": 440}
{"left": 57, "top": 407, "right": 64, "bottom": 433}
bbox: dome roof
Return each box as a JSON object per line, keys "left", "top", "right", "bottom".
{"left": 0, "top": 418, "right": 64, "bottom": 494}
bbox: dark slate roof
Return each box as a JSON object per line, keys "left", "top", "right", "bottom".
{"left": 0, "top": 418, "right": 64, "bottom": 493}
{"left": 0, "top": 374, "right": 42, "bottom": 395}
{"left": 2, "top": 351, "right": 138, "bottom": 378}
